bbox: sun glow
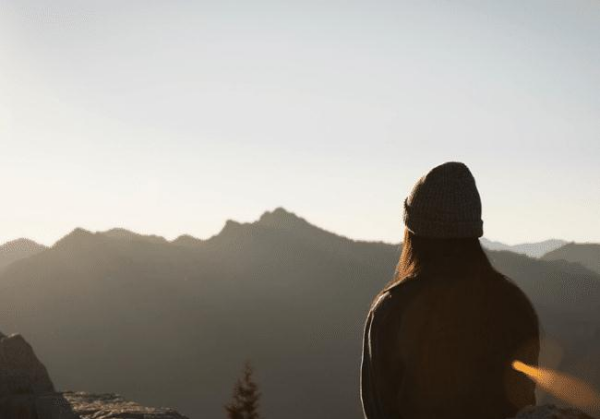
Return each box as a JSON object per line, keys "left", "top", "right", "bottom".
{"left": 512, "top": 360, "right": 600, "bottom": 410}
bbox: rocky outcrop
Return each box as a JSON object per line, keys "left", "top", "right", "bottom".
{"left": 513, "top": 404, "right": 597, "bottom": 419}
{"left": 0, "top": 331, "right": 189, "bottom": 419}
{"left": 36, "top": 392, "right": 189, "bottom": 419}
{"left": 0, "top": 332, "right": 54, "bottom": 398}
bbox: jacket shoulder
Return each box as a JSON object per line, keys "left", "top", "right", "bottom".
{"left": 493, "top": 274, "right": 537, "bottom": 311}
{"left": 369, "top": 277, "right": 422, "bottom": 320}
{"left": 380, "top": 275, "right": 425, "bottom": 302}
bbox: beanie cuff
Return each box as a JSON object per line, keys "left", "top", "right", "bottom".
{"left": 403, "top": 199, "right": 483, "bottom": 238}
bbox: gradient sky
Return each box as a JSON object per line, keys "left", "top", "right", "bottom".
{"left": 1, "top": 0, "right": 598, "bottom": 246}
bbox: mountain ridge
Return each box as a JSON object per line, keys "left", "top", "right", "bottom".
{"left": 542, "top": 243, "right": 600, "bottom": 275}
{"left": 3, "top": 208, "right": 593, "bottom": 259}
{"left": 480, "top": 238, "right": 568, "bottom": 258}
{"left": 0, "top": 207, "right": 599, "bottom": 418}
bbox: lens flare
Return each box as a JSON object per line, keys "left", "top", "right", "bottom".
{"left": 512, "top": 360, "right": 600, "bottom": 410}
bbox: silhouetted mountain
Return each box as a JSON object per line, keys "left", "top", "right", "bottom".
{"left": 0, "top": 238, "right": 46, "bottom": 272}
{"left": 171, "top": 234, "right": 204, "bottom": 247}
{"left": 0, "top": 208, "right": 598, "bottom": 418}
{"left": 101, "top": 228, "right": 169, "bottom": 244}
{"left": 541, "top": 243, "right": 600, "bottom": 275}
{"left": 480, "top": 238, "right": 567, "bottom": 258}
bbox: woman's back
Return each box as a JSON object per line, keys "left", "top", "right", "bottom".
{"left": 362, "top": 272, "right": 539, "bottom": 419}
{"left": 395, "top": 273, "right": 537, "bottom": 418}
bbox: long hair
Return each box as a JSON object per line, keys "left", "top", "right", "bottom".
{"left": 372, "top": 229, "right": 497, "bottom": 307}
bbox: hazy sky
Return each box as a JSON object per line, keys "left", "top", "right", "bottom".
{"left": 1, "top": 0, "right": 598, "bottom": 246}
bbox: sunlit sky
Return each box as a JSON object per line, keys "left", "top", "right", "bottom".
{"left": 1, "top": 0, "right": 599, "bottom": 246}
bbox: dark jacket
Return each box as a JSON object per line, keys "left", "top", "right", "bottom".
{"left": 360, "top": 272, "right": 539, "bottom": 419}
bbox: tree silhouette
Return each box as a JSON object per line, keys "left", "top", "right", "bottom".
{"left": 225, "top": 360, "right": 262, "bottom": 419}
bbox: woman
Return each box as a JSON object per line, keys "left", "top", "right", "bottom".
{"left": 360, "top": 162, "right": 539, "bottom": 419}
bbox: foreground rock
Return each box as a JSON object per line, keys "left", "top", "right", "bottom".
{"left": 512, "top": 404, "right": 597, "bottom": 419}
{"left": 0, "top": 331, "right": 189, "bottom": 419}
{"left": 0, "top": 332, "right": 54, "bottom": 398}
{"left": 1, "top": 392, "right": 190, "bottom": 419}
{"left": 36, "top": 391, "right": 189, "bottom": 419}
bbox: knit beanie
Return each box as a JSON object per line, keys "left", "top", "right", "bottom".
{"left": 403, "top": 162, "right": 483, "bottom": 238}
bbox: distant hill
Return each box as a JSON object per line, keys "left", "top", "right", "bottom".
{"left": 480, "top": 238, "right": 567, "bottom": 258}
{"left": 0, "top": 238, "right": 46, "bottom": 272}
{"left": 0, "top": 208, "right": 598, "bottom": 418}
{"left": 542, "top": 243, "right": 600, "bottom": 275}
{"left": 102, "top": 228, "right": 171, "bottom": 244}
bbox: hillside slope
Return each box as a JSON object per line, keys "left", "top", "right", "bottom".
{"left": 542, "top": 243, "right": 600, "bottom": 275}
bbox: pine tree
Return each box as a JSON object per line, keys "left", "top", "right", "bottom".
{"left": 225, "top": 360, "right": 262, "bottom": 419}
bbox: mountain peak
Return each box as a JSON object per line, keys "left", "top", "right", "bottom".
{"left": 210, "top": 208, "right": 315, "bottom": 242}
{"left": 52, "top": 228, "right": 95, "bottom": 249}
{"left": 218, "top": 219, "right": 243, "bottom": 234}
{"left": 102, "top": 228, "right": 137, "bottom": 238}
{"left": 65, "top": 227, "right": 94, "bottom": 240}
{"left": 0, "top": 238, "right": 47, "bottom": 272}
{"left": 256, "top": 207, "right": 309, "bottom": 229}
{"left": 101, "top": 228, "right": 167, "bottom": 244}
{"left": 0, "top": 238, "right": 46, "bottom": 253}
{"left": 172, "top": 234, "right": 204, "bottom": 247}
